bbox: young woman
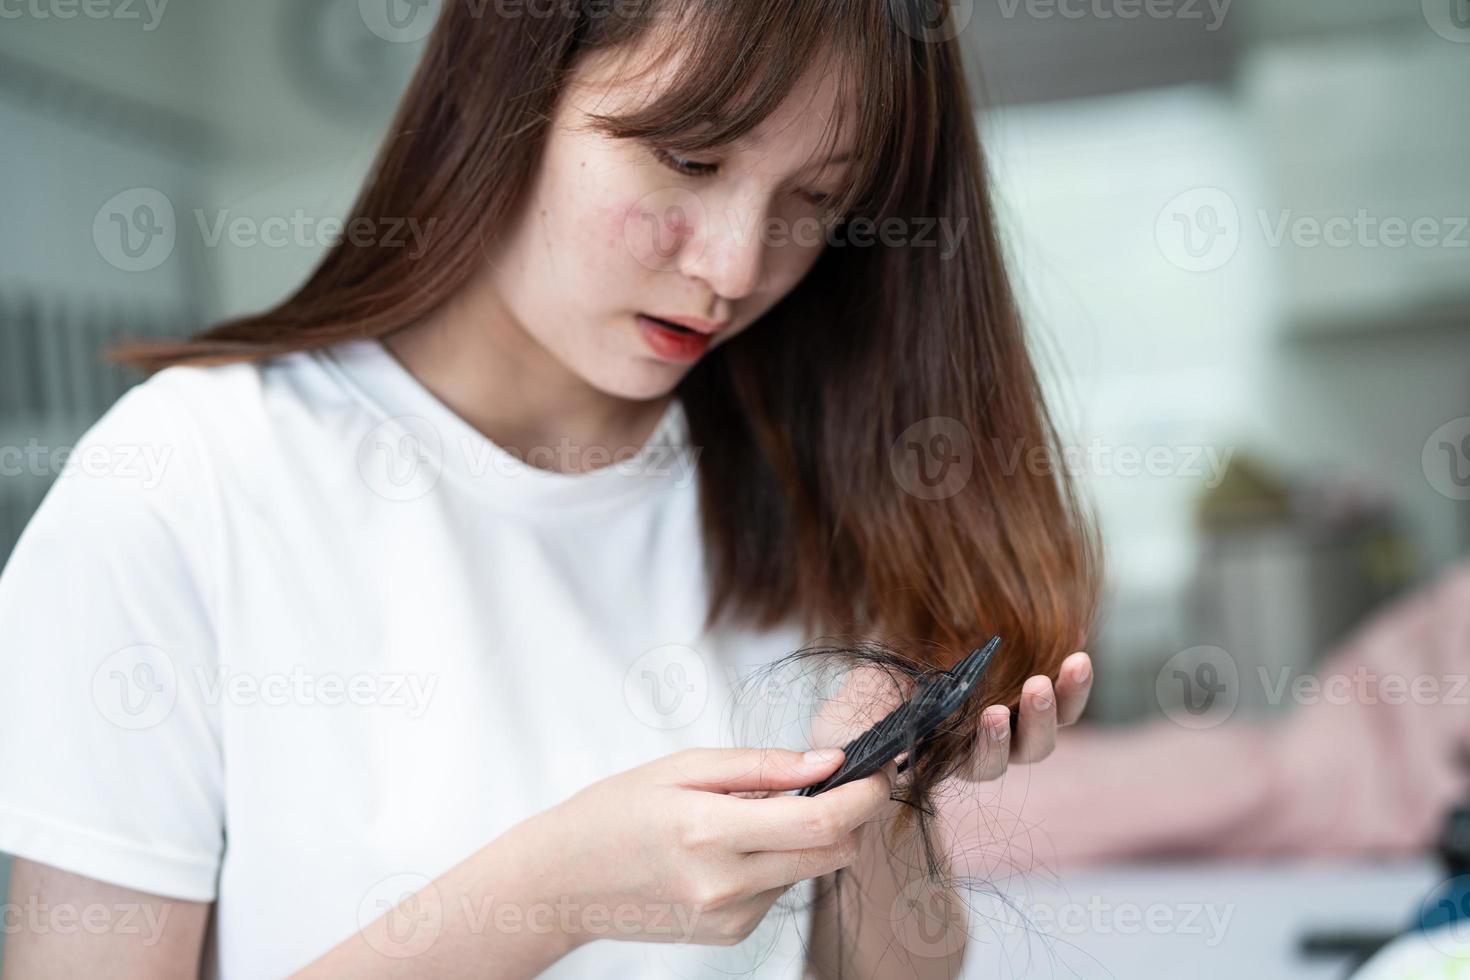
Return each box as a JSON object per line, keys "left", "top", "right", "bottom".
{"left": 0, "top": 1, "right": 1100, "bottom": 977}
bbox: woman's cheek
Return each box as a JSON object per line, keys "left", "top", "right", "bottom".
{"left": 611, "top": 185, "right": 705, "bottom": 273}
{"left": 545, "top": 187, "right": 634, "bottom": 285}
{"left": 762, "top": 237, "right": 823, "bottom": 301}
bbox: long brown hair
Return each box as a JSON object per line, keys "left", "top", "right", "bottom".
{"left": 108, "top": 0, "right": 1101, "bottom": 712}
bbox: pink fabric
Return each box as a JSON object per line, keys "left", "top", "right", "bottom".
{"left": 943, "top": 558, "right": 1470, "bottom": 871}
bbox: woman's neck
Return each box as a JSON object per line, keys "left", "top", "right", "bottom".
{"left": 380, "top": 289, "right": 673, "bottom": 475}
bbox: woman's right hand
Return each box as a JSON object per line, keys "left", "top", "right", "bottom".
{"left": 517, "top": 746, "right": 892, "bottom": 950}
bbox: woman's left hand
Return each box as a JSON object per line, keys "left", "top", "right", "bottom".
{"left": 956, "top": 650, "right": 1092, "bottom": 782}
{"left": 806, "top": 650, "right": 1094, "bottom": 789}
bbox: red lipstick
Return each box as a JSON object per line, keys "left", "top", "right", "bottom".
{"left": 635, "top": 314, "right": 716, "bottom": 363}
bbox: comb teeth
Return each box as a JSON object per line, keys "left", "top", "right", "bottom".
{"left": 932, "top": 636, "right": 1001, "bottom": 717}
{"left": 797, "top": 636, "right": 1002, "bottom": 797}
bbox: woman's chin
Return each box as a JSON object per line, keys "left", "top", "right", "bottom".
{"left": 579, "top": 360, "right": 690, "bottom": 403}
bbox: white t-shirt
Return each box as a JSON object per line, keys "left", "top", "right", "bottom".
{"left": 0, "top": 337, "right": 822, "bottom": 979}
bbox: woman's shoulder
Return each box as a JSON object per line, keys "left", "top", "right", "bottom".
{"left": 139, "top": 345, "right": 344, "bottom": 434}
{"left": 66, "top": 345, "right": 351, "bottom": 513}
{"left": 123, "top": 343, "right": 360, "bottom": 452}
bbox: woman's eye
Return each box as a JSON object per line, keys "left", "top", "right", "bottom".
{"left": 652, "top": 147, "right": 718, "bottom": 177}
{"left": 650, "top": 145, "right": 833, "bottom": 210}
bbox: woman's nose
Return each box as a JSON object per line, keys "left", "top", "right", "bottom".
{"left": 678, "top": 197, "right": 769, "bottom": 302}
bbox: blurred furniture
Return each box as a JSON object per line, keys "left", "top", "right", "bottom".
{"left": 1183, "top": 453, "right": 1418, "bottom": 719}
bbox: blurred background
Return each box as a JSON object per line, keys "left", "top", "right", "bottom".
{"left": 1, "top": 0, "right": 1467, "bottom": 975}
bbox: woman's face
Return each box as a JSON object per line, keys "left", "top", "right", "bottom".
{"left": 481, "top": 41, "right": 857, "bottom": 402}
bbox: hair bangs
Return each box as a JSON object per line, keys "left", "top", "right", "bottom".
{"left": 578, "top": 0, "right": 907, "bottom": 222}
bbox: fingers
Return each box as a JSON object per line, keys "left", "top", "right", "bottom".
{"left": 957, "top": 652, "right": 1091, "bottom": 782}
{"left": 1010, "top": 674, "right": 1057, "bottom": 764}
{"left": 724, "top": 769, "right": 893, "bottom": 852}
{"left": 743, "top": 833, "right": 861, "bottom": 891}
{"left": 1011, "top": 652, "right": 1092, "bottom": 764}
{"left": 664, "top": 747, "right": 844, "bottom": 794}
{"left": 967, "top": 705, "right": 1012, "bottom": 781}
{"left": 1055, "top": 652, "right": 1093, "bottom": 726}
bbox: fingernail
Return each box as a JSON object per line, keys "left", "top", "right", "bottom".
{"left": 1030, "top": 691, "right": 1053, "bottom": 711}
{"left": 987, "top": 718, "right": 1009, "bottom": 742}
{"left": 1073, "top": 661, "right": 1091, "bottom": 684}
{"left": 804, "top": 748, "right": 842, "bottom": 766}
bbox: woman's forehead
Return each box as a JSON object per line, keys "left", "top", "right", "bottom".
{"left": 573, "top": 42, "right": 859, "bottom": 156}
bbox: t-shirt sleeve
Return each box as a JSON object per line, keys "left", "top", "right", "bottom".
{"left": 0, "top": 376, "right": 225, "bottom": 902}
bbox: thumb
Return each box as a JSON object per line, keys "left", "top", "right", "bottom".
{"left": 666, "top": 747, "right": 846, "bottom": 794}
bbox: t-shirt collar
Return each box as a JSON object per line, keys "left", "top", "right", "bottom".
{"left": 317, "top": 336, "right": 697, "bottom": 512}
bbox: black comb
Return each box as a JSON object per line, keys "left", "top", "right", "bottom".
{"left": 798, "top": 636, "right": 1002, "bottom": 797}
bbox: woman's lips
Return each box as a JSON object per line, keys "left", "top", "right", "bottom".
{"left": 635, "top": 314, "right": 712, "bottom": 363}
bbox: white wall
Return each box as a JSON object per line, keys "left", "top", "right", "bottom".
{"left": 985, "top": 85, "right": 1278, "bottom": 597}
